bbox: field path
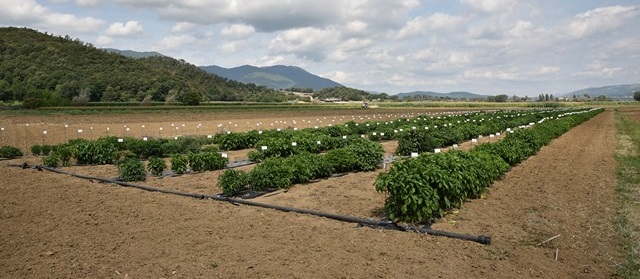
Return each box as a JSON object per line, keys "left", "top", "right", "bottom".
{"left": 0, "top": 109, "right": 621, "bottom": 278}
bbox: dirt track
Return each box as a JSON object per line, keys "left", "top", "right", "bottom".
{"left": 0, "top": 109, "right": 621, "bottom": 278}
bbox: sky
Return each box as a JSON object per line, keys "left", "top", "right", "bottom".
{"left": 1, "top": 0, "right": 639, "bottom": 96}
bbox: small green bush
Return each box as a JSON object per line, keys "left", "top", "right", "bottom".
{"left": 117, "top": 158, "right": 147, "bottom": 182}
{"left": 31, "top": 145, "right": 42, "bottom": 156}
{"left": 0, "top": 145, "right": 23, "bottom": 159}
{"left": 42, "top": 153, "right": 60, "bottom": 168}
{"left": 171, "top": 154, "right": 188, "bottom": 174}
{"left": 147, "top": 156, "right": 167, "bottom": 176}
{"left": 218, "top": 169, "right": 249, "bottom": 196}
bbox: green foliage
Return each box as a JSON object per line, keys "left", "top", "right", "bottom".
{"left": 344, "top": 139, "right": 384, "bottom": 171}
{"left": 324, "top": 148, "right": 359, "bottom": 173}
{"left": 74, "top": 138, "right": 117, "bottom": 165}
{"left": 218, "top": 169, "right": 249, "bottom": 196}
{"left": 42, "top": 152, "right": 60, "bottom": 168}
{"left": 215, "top": 131, "right": 260, "bottom": 150}
{"left": 0, "top": 145, "right": 23, "bottom": 159}
{"left": 188, "top": 151, "right": 228, "bottom": 172}
{"left": 634, "top": 91, "right": 640, "bottom": 102}
{"left": 117, "top": 158, "right": 147, "bottom": 182}
{"left": 147, "top": 156, "right": 167, "bottom": 176}
{"left": 41, "top": 145, "right": 52, "bottom": 156}
{"left": 249, "top": 157, "right": 295, "bottom": 190}
{"left": 170, "top": 154, "right": 189, "bottom": 174}
{"left": 53, "top": 145, "right": 74, "bottom": 166}
{"left": 395, "top": 130, "right": 443, "bottom": 156}
{"left": 31, "top": 145, "right": 42, "bottom": 156}
{"left": 376, "top": 108, "right": 604, "bottom": 223}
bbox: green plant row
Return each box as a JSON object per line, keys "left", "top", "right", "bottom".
{"left": 218, "top": 138, "right": 384, "bottom": 196}
{"left": 211, "top": 108, "right": 589, "bottom": 155}
{"left": 40, "top": 135, "right": 218, "bottom": 167}
{"left": 392, "top": 107, "right": 595, "bottom": 155}
{"left": 374, "top": 108, "right": 604, "bottom": 223}
{"left": 0, "top": 145, "right": 23, "bottom": 159}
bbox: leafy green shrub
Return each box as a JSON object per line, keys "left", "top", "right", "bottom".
{"left": 395, "top": 130, "right": 443, "bottom": 156}
{"left": 41, "top": 145, "right": 52, "bottom": 156}
{"left": 201, "top": 145, "right": 220, "bottom": 153}
{"left": 42, "top": 153, "right": 60, "bottom": 168}
{"left": 75, "top": 138, "right": 117, "bottom": 165}
{"left": 0, "top": 145, "right": 23, "bottom": 159}
{"left": 53, "top": 145, "right": 74, "bottom": 166}
{"left": 218, "top": 169, "right": 249, "bottom": 196}
{"left": 31, "top": 145, "right": 43, "bottom": 156}
{"left": 324, "top": 148, "right": 359, "bottom": 173}
{"left": 147, "top": 156, "right": 167, "bottom": 176}
{"left": 117, "top": 158, "right": 147, "bottom": 182}
{"left": 171, "top": 154, "right": 189, "bottom": 174}
{"left": 249, "top": 157, "right": 295, "bottom": 190}
{"left": 216, "top": 131, "right": 261, "bottom": 150}
{"left": 188, "top": 152, "right": 228, "bottom": 172}
{"left": 344, "top": 139, "right": 384, "bottom": 171}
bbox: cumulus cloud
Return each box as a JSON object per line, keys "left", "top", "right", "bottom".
{"left": 397, "top": 13, "right": 466, "bottom": 39}
{"left": 105, "top": 21, "right": 144, "bottom": 37}
{"left": 0, "top": 0, "right": 104, "bottom": 33}
{"left": 221, "top": 24, "right": 255, "bottom": 38}
{"left": 573, "top": 61, "right": 622, "bottom": 77}
{"left": 460, "top": 0, "right": 517, "bottom": 13}
{"left": 171, "top": 22, "right": 196, "bottom": 33}
{"left": 156, "top": 34, "right": 197, "bottom": 51}
{"left": 559, "top": 5, "right": 639, "bottom": 40}
{"left": 269, "top": 27, "right": 338, "bottom": 61}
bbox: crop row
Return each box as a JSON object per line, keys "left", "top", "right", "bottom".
{"left": 212, "top": 108, "right": 596, "bottom": 158}
{"left": 218, "top": 138, "right": 384, "bottom": 196}
{"left": 374, "top": 108, "right": 604, "bottom": 223}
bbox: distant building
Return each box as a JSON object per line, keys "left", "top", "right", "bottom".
{"left": 321, "top": 98, "right": 343, "bottom": 103}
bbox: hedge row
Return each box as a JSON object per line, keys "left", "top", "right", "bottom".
{"left": 375, "top": 108, "right": 603, "bottom": 223}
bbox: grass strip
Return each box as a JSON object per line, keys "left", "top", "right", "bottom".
{"left": 614, "top": 109, "right": 640, "bottom": 278}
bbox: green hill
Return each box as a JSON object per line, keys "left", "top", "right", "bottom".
{"left": 0, "top": 27, "right": 289, "bottom": 107}
{"left": 561, "top": 84, "right": 640, "bottom": 100}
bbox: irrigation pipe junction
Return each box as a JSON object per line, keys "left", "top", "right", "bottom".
{"left": 12, "top": 163, "right": 492, "bottom": 245}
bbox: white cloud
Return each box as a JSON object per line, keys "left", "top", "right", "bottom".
{"left": 397, "top": 13, "right": 466, "bottom": 39}
{"left": 269, "top": 27, "right": 337, "bottom": 61}
{"left": 559, "top": 5, "right": 639, "bottom": 40}
{"left": 252, "top": 55, "right": 286, "bottom": 67}
{"left": 171, "top": 22, "right": 196, "bottom": 33}
{"left": 105, "top": 21, "right": 144, "bottom": 37}
{"left": 156, "top": 34, "right": 197, "bottom": 51}
{"left": 221, "top": 24, "right": 255, "bottom": 38}
{"left": 96, "top": 35, "right": 113, "bottom": 45}
{"left": 460, "top": 0, "right": 517, "bottom": 13}
{"left": 573, "top": 61, "right": 622, "bottom": 77}
{"left": 74, "top": 0, "right": 101, "bottom": 7}
{"left": 0, "top": 0, "right": 104, "bottom": 33}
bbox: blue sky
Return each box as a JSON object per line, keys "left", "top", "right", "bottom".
{"left": 1, "top": 0, "right": 638, "bottom": 96}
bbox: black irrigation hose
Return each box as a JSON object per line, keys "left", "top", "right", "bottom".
{"left": 16, "top": 163, "right": 491, "bottom": 245}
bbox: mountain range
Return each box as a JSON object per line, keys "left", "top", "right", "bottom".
{"left": 105, "top": 48, "right": 639, "bottom": 100}
{"left": 561, "top": 84, "right": 640, "bottom": 100}
{"left": 200, "top": 65, "right": 343, "bottom": 91}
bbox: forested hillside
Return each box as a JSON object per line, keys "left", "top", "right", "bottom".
{"left": 0, "top": 27, "right": 289, "bottom": 107}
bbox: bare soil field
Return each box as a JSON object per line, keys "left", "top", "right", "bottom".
{"left": 0, "top": 108, "right": 622, "bottom": 278}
